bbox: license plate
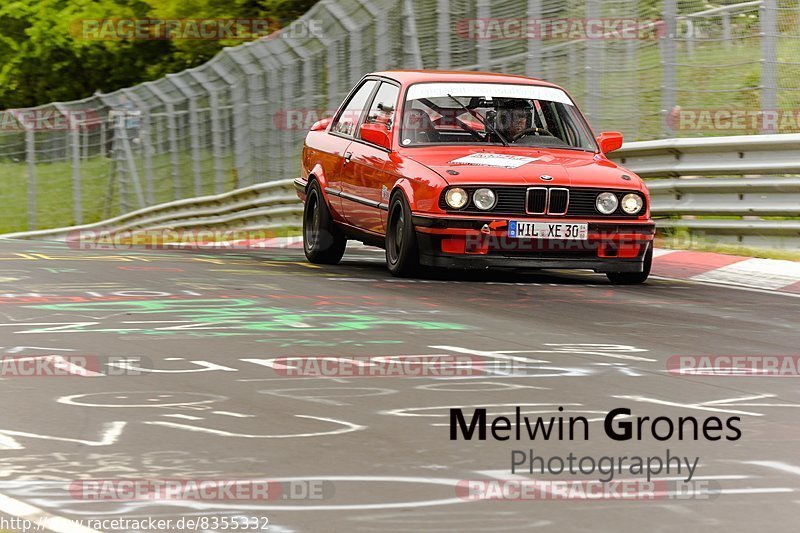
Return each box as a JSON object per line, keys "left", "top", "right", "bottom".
{"left": 509, "top": 221, "right": 588, "bottom": 240}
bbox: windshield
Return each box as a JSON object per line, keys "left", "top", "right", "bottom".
{"left": 400, "top": 82, "right": 597, "bottom": 151}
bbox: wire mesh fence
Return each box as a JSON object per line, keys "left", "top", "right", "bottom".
{"left": 0, "top": 0, "right": 798, "bottom": 232}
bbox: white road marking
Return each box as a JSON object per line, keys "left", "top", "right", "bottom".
{"left": 160, "top": 414, "right": 204, "bottom": 420}
{"left": 692, "top": 258, "right": 800, "bottom": 290}
{"left": 650, "top": 275, "right": 800, "bottom": 298}
{"left": 0, "top": 421, "right": 126, "bottom": 450}
{"left": 612, "top": 395, "right": 763, "bottom": 416}
{"left": 745, "top": 461, "right": 800, "bottom": 476}
{"left": 211, "top": 411, "right": 254, "bottom": 418}
{"left": 144, "top": 415, "right": 365, "bottom": 438}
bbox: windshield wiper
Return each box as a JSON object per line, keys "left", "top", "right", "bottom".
{"left": 446, "top": 94, "right": 508, "bottom": 147}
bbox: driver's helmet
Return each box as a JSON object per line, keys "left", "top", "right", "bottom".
{"left": 495, "top": 99, "right": 532, "bottom": 139}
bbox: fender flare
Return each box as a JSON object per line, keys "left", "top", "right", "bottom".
{"left": 390, "top": 178, "right": 418, "bottom": 211}
{"left": 299, "top": 164, "right": 334, "bottom": 207}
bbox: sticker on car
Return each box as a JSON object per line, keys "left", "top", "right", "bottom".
{"left": 449, "top": 153, "right": 541, "bottom": 169}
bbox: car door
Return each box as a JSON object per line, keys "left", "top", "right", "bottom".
{"left": 325, "top": 79, "right": 378, "bottom": 219}
{"left": 340, "top": 81, "right": 400, "bottom": 234}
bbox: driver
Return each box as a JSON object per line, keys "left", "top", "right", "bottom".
{"left": 494, "top": 99, "right": 532, "bottom": 141}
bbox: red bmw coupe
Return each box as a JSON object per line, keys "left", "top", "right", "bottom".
{"left": 295, "top": 70, "right": 655, "bottom": 283}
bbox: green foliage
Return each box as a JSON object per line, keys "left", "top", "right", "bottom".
{"left": 0, "top": 0, "right": 319, "bottom": 109}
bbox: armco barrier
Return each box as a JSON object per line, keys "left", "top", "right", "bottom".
{"left": 3, "top": 135, "right": 799, "bottom": 249}
{"left": 612, "top": 134, "right": 800, "bottom": 248}
{"left": 1, "top": 179, "right": 301, "bottom": 241}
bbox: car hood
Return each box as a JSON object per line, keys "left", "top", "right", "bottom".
{"left": 403, "top": 146, "right": 643, "bottom": 190}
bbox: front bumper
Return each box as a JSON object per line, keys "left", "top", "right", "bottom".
{"left": 412, "top": 214, "right": 655, "bottom": 273}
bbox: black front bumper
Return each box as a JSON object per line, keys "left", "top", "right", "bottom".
{"left": 415, "top": 230, "right": 650, "bottom": 273}
{"left": 419, "top": 251, "right": 645, "bottom": 272}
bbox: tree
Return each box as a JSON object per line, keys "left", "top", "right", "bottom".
{"left": 0, "top": 0, "right": 319, "bottom": 109}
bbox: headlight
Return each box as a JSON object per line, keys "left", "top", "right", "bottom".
{"left": 445, "top": 188, "right": 468, "bottom": 209}
{"left": 472, "top": 188, "right": 496, "bottom": 211}
{"left": 595, "top": 192, "right": 619, "bottom": 215}
{"left": 621, "top": 193, "right": 643, "bottom": 215}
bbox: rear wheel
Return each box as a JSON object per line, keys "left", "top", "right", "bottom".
{"left": 303, "top": 180, "right": 346, "bottom": 264}
{"left": 606, "top": 243, "right": 653, "bottom": 285}
{"left": 385, "top": 192, "right": 420, "bottom": 277}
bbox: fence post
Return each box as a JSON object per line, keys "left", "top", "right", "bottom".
{"left": 23, "top": 122, "right": 37, "bottom": 230}
{"left": 70, "top": 120, "right": 82, "bottom": 225}
{"left": 403, "top": 0, "right": 424, "bottom": 68}
{"left": 325, "top": 1, "right": 363, "bottom": 84}
{"left": 685, "top": 19, "right": 694, "bottom": 58}
{"left": 356, "top": 0, "right": 387, "bottom": 70}
{"left": 55, "top": 103, "right": 82, "bottom": 225}
{"left": 525, "top": 0, "right": 541, "bottom": 77}
{"left": 123, "top": 89, "right": 154, "bottom": 205}
{"left": 325, "top": 37, "right": 340, "bottom": 110}
{"left": 211, "top": 57, "right": 251, "bottom": 190}
{"left": 626, "top": 38, "right": 639, "bottom": 139}
{"left": 280, "top": 39, "right": 314, "bottom": 183}
{"left": 760, "top": 0, "right": 778, "bottom": 133}
{"left": 475, "top": 0, "right": 489, "bottom": 70}
{"left": 169, "top": 73, "right": 203, "bottom": 196}
{"left": 584, "top": 0, "right": 601, "bottom": 125}
{"left": 722, "top": 12, "right": 731, "bottom": 50}
{"left": 228, "top": 46, "right": 268, "bottom": 187}
{"left": 436, "top": 0, "right": 451, "bottom": 69}
{"left": 188, "top": 69, "right": 226, "bottom": 194}
{"left": 255, "top": 54, "right": 284, "bottom": 183}
{"left": 661, "top": 0, "right": 678, "bottom": 137}
{"left": 145, "top": 82, "right": 183, "bottom": 200}
{"left": 111, "top": 116, "right": 128, "bottom": 214}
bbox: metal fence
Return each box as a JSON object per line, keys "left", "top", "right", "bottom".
{"left": 1, "top": 0, "right": 799, "bottom": 234}
{"left": 6, "top": 134, "right": 798, "bottom": 249}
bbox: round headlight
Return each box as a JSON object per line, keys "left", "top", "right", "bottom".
{"left": 621, "top": 193, "right": 643, "bottom": 215}
{"left": 473, "top": 188, "right": 497, "bottom": 211}
{"left": 595, "top": 192, "right": 619, "bottom": 215}
{"left": 445, "top": 188, "right": 468, "bottom": 209}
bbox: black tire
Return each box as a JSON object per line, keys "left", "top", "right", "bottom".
{"left": 385, "top": 192, "right": 420, "bottom": 277}
{"left": 606, "top": 243, "right": 653, "bottom": 285}
{"left": 303, "top": 180, "right": 346, "bottom": 264}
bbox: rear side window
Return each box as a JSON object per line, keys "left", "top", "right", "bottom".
{"left": 331, "top": 80, "right": 377, "bottom": 136}
{"left": 363, "top": 82, "right": 400, "bottom": 132}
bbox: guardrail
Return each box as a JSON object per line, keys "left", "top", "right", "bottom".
{"left": 611, "top": 134, "right": 800, "bottom": 249}
{"left": 3, "top": 134, "right": 798, "bottom": 250}
{"left": 612, "top": 133, "right": 800, "bottom": 178}
{"left": 1, "top": 179, "right": 300, "bottom": 241}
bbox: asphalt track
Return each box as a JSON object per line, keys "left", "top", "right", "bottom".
{"left": 0, "top": 238, "right": 797, "bottom": 532}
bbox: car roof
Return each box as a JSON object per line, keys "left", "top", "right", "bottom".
{"left": 370, "top": 70, "right": 563, "bottom": 89}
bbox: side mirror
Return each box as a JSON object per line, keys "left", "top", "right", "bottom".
{"left": 596, "top": 131, "right": 623, "bottom": 153}
{"left": 310, "top": 116, "right": 333, "bottom": 132}
{"left": 360, "top": 122, "right": 392, "bottom": 150}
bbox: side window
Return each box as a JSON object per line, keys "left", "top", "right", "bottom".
{"left": 331, "top": 80, "right": 377, "bottom": 136}
{"left": 363, "top": 82, "right": 400, "bottom": 132}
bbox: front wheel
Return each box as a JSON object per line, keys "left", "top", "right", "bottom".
{"left": 606, "top": 243, "right": 653, "bottom": 285}
{"left": 303, "top": 181, "right": 346, "bottom": 264}
{"left": 385, "top": 192, "right": 420, "bottom": 277}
